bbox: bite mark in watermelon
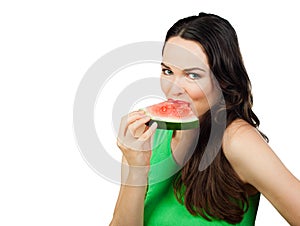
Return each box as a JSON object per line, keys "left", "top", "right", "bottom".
{"left": 141, "top": 99, "right": 199, "bottom": 130}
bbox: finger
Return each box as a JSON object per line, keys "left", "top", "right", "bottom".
{"left": 126, "top": 111, "right": 147, "bottom": 125}
{"left": 138, "top": 122, "right": 158, "bottom": 142}
{"left": 127, "top": 116, "right": 151, "bottom": 137}
{"left": 119, "top": 111, "right": 146, "bottom": 137}
{"left": 135, "top": 123, "right": 157, "bottom": 151}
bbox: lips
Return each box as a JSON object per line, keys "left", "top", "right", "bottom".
{"left": 167, "top": 98, "right": 191, "bottom": 106}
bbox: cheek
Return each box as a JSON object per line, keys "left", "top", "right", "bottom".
{"left": 186, "top": 81, "right": 214, "bottom": 103}
{"left": 186, "top": 87, "right": 207, "bottom": 100}
{"left": 190, "top": 90, "right": 212, "bottom": 117}
{"left": 188, "top": 83, "right": 219, "bottom": 116}
{"left": 191, "top": 79, "right": 218, "bottom": 103}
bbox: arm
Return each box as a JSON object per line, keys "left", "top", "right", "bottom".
{"left": 109, "top": 111, "right": 157, "bottom": 226}
{"left": 222, "top": 119, "right": 300, "bottom": 226}
{"left": 110, "top": 156, "right": 148, "bottom": 226}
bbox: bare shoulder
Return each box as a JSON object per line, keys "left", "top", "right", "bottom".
{"left": 222, "top": 119, "right": 267, "bottom": 156}
{"left": 223, "top": 118, "right": 266, "bottom": 148}
{"left": 222, "top": 118, "right": 269, "bottom": 182}
{"left": 222, "top": 119, "right": 300, "bottom": 224}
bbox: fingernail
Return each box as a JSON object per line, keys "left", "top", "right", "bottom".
{"left": 152, "top": 122, "right": 158, "bottom": 129}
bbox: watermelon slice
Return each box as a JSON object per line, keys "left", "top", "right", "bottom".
{"left": 141, "top": 99, "right": 199, "bottom": 130}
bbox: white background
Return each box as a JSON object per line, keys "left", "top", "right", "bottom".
{"left": 1, "top": 0, "right": 299, "bottom": 225}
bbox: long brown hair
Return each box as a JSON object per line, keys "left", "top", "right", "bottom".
{"left": 165, "top": 13, "right": 268, "bottom": 223}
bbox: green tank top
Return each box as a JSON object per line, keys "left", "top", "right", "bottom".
{"left": 144, "top": 129, "right": 260, "bottom": 226}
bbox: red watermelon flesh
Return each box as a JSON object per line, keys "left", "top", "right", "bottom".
{"left": 141, "top": 99, "right": 199, "bottom": 130}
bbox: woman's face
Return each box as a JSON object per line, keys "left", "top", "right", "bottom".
{"left": 161, "top": 36, "right": 220, "bottom": 118}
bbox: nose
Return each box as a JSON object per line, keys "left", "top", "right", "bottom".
{"left": 168, "top": 76, "right": 185, "bottom": 97}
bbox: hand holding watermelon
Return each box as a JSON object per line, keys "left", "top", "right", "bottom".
{"left": 117, "top": 110, "right": 158, "bottom": 168}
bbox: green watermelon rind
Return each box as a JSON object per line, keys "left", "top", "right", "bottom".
{"left": 146, "top": 118, "right": 199, "bottom": 130}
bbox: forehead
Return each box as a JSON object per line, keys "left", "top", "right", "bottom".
{"left": 162, "top": 37, "right": 209, "bottom": 70}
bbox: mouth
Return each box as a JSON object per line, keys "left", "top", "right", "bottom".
{"left": 167, "top": 98, "right": 191, "bottom": 106}
{"left": 167, "top": 98, "right": 199, "bottom": 116}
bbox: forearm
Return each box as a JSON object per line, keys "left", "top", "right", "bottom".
{"left": 110, "top": 169, "right": 148, "bottom": 226}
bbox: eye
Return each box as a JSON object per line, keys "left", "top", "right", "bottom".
{"left": 186, "top": 73, "right": 201, "bottom": 80}
{"left": 162, "top": 68, "right": 173, "bottom": 76}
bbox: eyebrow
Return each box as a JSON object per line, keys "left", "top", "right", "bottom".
{"left": 161, "top": 62, "right": 206, "bottom": 72}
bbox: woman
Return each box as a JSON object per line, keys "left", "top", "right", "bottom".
{"left": 110, "top": 13, "right": 300, "bottom": 225}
